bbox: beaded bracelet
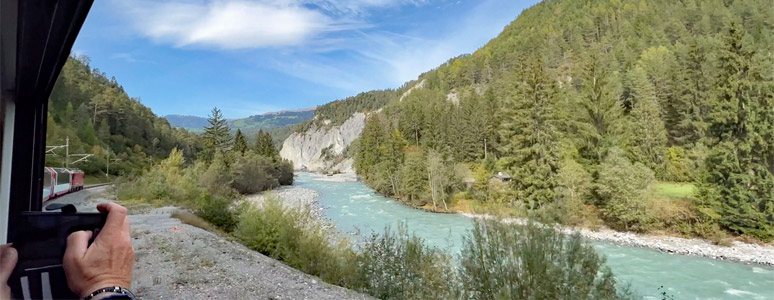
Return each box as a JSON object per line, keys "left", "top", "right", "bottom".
{"left": 83, "top": 286, "right": 137, "bottom": 300}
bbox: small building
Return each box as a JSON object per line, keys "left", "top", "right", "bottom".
{"left": 493, "top": 171, "right": 512, "bottom": 183}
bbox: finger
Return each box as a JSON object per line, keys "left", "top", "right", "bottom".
{"left": 122, "top": 215, "right": 131, "bottom": 235}
{"left": 0, "top": 245, "right": 17, "bottom": 281}
{"left": 64, "top": 231, "right": 93, "bottom": 262}
{"left": 96, "top": 202, "right": 128, "bottom": 238}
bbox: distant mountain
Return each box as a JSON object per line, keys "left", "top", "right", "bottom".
{"left": 165, "top": 107, "right": 316, "bottom": 134}
{"left": 164, "top": 115, "right": 210, "bottom": 132}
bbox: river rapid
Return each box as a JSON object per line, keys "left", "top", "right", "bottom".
{"left": 293, "top": 173, "right": 774, "bottom": 300}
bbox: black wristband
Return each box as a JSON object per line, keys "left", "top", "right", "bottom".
{"left": 83, "top": 286, "right": 137, "bottom": 300}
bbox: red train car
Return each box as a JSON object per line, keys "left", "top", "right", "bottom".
{"left": 42, "top": 167, "right": 85, "bottom": 202}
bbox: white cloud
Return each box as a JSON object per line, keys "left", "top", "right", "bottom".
{"left": 110, "top": 53, "right": 155, "bottom": 64}
{"left": 310, "top": 0, "right": 429, "bottom": 15}
{"left": 111, "top": 0, "right": 435, "bottom": 50}
{"left": 114, "top": 0, "right": 366, "bottom": 49}
{"left": 108, "top": 0, "right": 521, "bottom": 94}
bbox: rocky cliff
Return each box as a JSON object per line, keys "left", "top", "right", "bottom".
{"left": 279, "top": 113, "right": 366, "bottom": 172}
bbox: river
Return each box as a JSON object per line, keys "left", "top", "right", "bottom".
{"left": 293, "top": 173, "right": 774, "bottom": 300}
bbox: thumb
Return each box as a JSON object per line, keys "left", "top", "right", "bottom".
{"left": 0, "top": 244, "right": 17, "bottom": 282}
{"left": 64, "top": 231, "right": 93, "bottom": 263}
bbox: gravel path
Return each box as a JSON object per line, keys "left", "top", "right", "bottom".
{"left": 460, "top": 212, "right": 774, "bottom": 266}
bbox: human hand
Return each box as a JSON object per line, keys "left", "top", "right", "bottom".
{"left": 0, "top": 244, "right": 17, "bottom": 300}
{"left": 63, "top": 202, "right": 134, "bottom": 298}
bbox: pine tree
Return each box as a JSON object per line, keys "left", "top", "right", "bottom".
{"left": 254, "top": 129, "right": 277, "bottom": 158}
{"left": 354, "top": 115, "right": 383, "bottom": 177}
{"left": 626, "top": 66, "right": 668, "bottom": 177}
{"left": 233, "top": 129, "right": 248, "bottom": 155}
{"left": 636, "top": 46, "right": 680, "bottom": 144}
{"left": 399, "top": 147, "right": 427, "bottom": 204}
{"left": 79, "top": 119, "right": 97, "bottom": 145}
{"left": 674, "top": 37, "right": 712, "bottom": 147}
{"left": 499, "top": 57, "right": 561, "bottom": 209}
{"left": 381, "top": 129, "right": 407, "bottom": 195}
{"left": 696, "top": 22, "right": 774, "bottom": 241}
{"left": 573, "top": 50, "right": 625, "bottom": 165}
{"left": 202, "top": 107, "right": 232, "bottom": 158}
{"left": 482, "top": 88, "right": 500, "bottom": 160}
{"left": 458, "top": 91, "right": 488, "bottom": 161}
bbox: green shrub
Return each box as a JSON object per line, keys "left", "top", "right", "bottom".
{"left": 230, "top": 153, "right": 278, "bottom": 194}
{"left": 597, "top": 148, "right": 657, "bottom": 232}
{"left": 556, "top": 159, "right": 603, "bottom": 227}
{"left": 277, "top": 159, "right": 294, "bottom": 185}
{"left": 356, "top": 225, "right": 457, "bottom": 299}
{"left": 459, "top": 220, "right": 631, "bottom": 300}
{"left": 195, "top": 193, "right": 238, "bottom": 232}
{"left": 199, "top": 154, "right": 234, "bottom": 195}
{"left": 235, "top": 197, "right": 358, "bottom": 286}
{"left": 663, "top": 147, "right": 691, "bottom": 182}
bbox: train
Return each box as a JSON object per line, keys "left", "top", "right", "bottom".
{"left": 42, "top": 167, "right": 85, "bottom": 202}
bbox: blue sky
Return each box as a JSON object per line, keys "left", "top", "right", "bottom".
{"left": 72, "top": 0, "right": 537, "bottom": 118}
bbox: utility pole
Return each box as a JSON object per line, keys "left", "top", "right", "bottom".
{"left": 47, "top": 136, "right": 92, "bottom": 168}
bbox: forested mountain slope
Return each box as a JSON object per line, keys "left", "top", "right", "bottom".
{"left": 298, "top": 0, "right": 773, "bottom": 241}
{"left": 46, "top": 56, "right": 201, "bottom": 176}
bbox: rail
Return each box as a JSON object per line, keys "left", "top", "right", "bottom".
{"left": 83, "top": 183, "right": 113, "bottom": 190}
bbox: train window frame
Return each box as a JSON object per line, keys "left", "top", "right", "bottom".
{"left": 0, "top": 0, "right": 95, "bottom": 243}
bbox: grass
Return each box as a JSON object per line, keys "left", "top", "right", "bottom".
{"left": 654, "top": 182, "right": 696, "bottom": 199}
{"left": 171, "top": 209, "right": 224, "bottom": 234}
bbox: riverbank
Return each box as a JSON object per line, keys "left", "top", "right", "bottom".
{"left": 245, "top": 185, "right": 326, "bottom": 221}
{"left": 306, "top": 172, "right": 358, "bottom": 182}
{"left": 295, "top": 171, "right": 774, "bottom": 266}
{"left": 459, "top": 212, "right": 774, "bottom": 266}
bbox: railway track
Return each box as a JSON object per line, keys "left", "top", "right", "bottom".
{"left": 83, "top": 182, "right": 113, "bottom": 190}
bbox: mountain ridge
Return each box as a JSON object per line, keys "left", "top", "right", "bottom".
{"left": 166, "top": 107, "right": 316, "bottom": 133}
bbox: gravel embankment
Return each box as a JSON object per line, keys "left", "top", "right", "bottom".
{"left": 306, "top": 173, "right": 358, "bottom": 182}
{"left": 245, "top": 186, "right": 325, "bottom": 221}
{"left": 460, "top": 212, "right": 774, "bottom": 266}
{"left": 130, "top": 207, "right": 372, "bottom": 300}
{"left": 66, "top": 187, "right": 372, "bottom": 300}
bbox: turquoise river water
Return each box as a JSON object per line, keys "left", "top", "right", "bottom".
{"left": 294, "top": 173, "right": 774, "bottom": 299}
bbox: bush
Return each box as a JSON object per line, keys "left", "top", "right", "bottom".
{"left": 199, "top": 154, "right": 234, "bottom": 195}
{"left": 277, "top": 159, "right": 294, "bottom": 185}
{"left": 663, "top": 147, "right": 691, "bottom": 182}
{"left": 459, "top": 220, "right": 630, "bottom": 300}
{"left": 556, "top": 159, "right": 602, "bottom": 227}
{"left": 231, "top": 153, "right": 278, "bottom": 194}
{"left": 195, "top": 193, "right": 239, "bottom": 232}
{"left": 234, "top": 197, "right": 358, "bottom": 286}
{"left": 233, "top": 196, "right": 633, "bottom": 300}
{"left": 597, "top": 148, "right": 657, "bottom": 232}
{"left": 650, "top": 197, "right": 695, "bottom": 232}
{"left": 356, "top": 225, "right": 457, "bottom": 299}
{"left": 229, "top": 153, "right": 294, "bottom": 194}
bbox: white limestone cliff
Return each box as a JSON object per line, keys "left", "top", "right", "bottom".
{"left": 279, "top": 113, "right": 366, "bottom": 173}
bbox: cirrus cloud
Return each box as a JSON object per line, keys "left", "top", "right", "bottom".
{"left": 112, "top": 0, "right": 430, "bottom": 50}
{"left": 115, "top": 0, "right": 367, "bottom": 49}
